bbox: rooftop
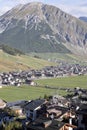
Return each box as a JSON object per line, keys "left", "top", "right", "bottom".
{"left": 24, "top": 99, "right": 46, "bottom": 111}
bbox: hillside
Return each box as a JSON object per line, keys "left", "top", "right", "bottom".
{"left": 0, "top": 44, "right": 24, "bottom": 55}
{"left": 0, "top": 2, "right": 87, "bottom": 55}
{"left": 30, "top": 52, "right": 87, "bottom": 65}
{"left": 0, "top": 50, "right": 55, "bottom": 72}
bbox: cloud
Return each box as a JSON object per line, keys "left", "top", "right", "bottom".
{"left": 0, "top": 6, "right": 11, "bottom": 16}
{"left": 0, "top": 0, "right": 44, "bottom": 16}
{"left": 12, "top": 0, "right": 43, "bottom": 4}
{"left": 56, "top": 4, "right": 87, "bottom": 17}
{"left": 69, "top": 6, "right": 87, "bottom": 17}
{"left": 0, "top": 0, "right": 87, "bottom": 17}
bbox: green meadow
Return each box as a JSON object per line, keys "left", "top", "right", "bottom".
{"left": 0, "top": 50, "right": 56, "bottom": 72}
{"left": 35, "top": 75, "right": 87, "bottom": 88}
{"left": 0, "top": 86, "right": 66, "bottom": 102}
{"left": 0, "top": 75, "right": 87, "bottom": 102}
{"left": 30, "top": 53, "right": 87, "bottom": 65}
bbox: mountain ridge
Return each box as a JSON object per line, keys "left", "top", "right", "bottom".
{"left": 79, "top": 16, "right": 87, "bottom": 23}
{"left": 0, "top": 2, "right": 87, "bottom": 54}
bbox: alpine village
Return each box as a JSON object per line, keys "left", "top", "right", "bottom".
{"left": 0, "top": 1, "right": 87, "bottom": 130}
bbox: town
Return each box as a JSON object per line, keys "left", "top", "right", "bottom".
{"left": 0, "top": 63, "right": 87, "bottom": 87}
{"left": 0, "top": 0, "right": 87, "bottom": 130}
{"left": 0, "top": 86, "right": 87, "bottom": 130}
{"left": 0, "top": 62, "right": 87, "bottom": 130}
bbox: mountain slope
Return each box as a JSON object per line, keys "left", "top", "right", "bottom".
{"left": 0, "top": 44, "right": 24, "bottom": 55}
{"left": 0, "top": 50, "right": 55, "bottom": 72}
{"left": 0, "top": 2, "right": 87, "bottom": 54}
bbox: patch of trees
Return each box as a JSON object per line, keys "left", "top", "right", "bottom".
{"left": 34, "top": 55, "right": 41, "bottom": 59}
{"left": 1, "top": 121, "right": 23, "bottom": 130}
{"left": 0, "top": 44, "right": 24, "bottom": 56}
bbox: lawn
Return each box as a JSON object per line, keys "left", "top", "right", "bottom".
{"left": 0, "top": 86, "right": 67, "bottom": 102}
{"left": 35, "top": 75, "right": 87, "bottom": 88}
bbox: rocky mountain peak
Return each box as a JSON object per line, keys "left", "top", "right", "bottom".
{"left": 0, "top": 2, "right": 87, "bottom": 55}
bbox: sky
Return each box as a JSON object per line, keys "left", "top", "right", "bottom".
{"left": 0, "top": 0, "right": 87, "bottom": 17}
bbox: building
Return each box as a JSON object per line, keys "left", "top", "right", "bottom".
{"left": 24, "top": 99, "right": 46, "bottom": 121}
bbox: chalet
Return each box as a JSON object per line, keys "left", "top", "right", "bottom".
{"left": 25, "top": 78, "right": 35, "bottom": 86}
{"left": 9, "top": 106, "right": 23, "bottom": 116}
{"left": 47, "top": 108, "right": 62, "bottom": 118}
{"left": 27, "top": 115, "right": 77, "bottom": 130}
{"left": 24, "top": 99, "right": 46, "bottom": 121}
{"left": 34, "top": 71, "right": 42, "bottom": 78}
{"left": 49, "top": 95, "right": 70, "bottom": 107}
{"left": 60, "top": 123, "right": 77, "bottom": 130}
{"left": 46, "top": 105, "right": 69, "bottom": 121}
{"left": 6, "top": 100, "right": 28, "bottom": 108}
{"left": 27, "top": 119, "right": 65, "bottom": 130}
{"left": 76, "top": 104, "right": 87, "bottom": 130}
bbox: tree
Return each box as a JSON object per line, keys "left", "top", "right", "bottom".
{"left": 3, "top": 121, "right": 22, "bottom": 130}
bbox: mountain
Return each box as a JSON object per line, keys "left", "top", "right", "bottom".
{"left": 0, "top": 2, "right": 87, "bottom": 55}
{"left": 79, "top": 17, "right": 87, "bottom": 22}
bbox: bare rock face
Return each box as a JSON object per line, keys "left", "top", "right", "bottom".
{"left": 0, "top": 2, "right": 87, "bottom": 54}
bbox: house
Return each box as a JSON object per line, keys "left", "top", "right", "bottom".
{"left": 6, "top": 100, "right": 28, "bottom": 116}
{"left": 25, "top": 78, "right": 35, "bottom": 86}
{"left": 28, "top": 120, "right": 65, "bottom": 130}
{"left": 24, "top": 99, "right": 46, "bottom": 121}
{"left": 76, "top": 104, "right": 87, "bottom": 130}
{"left": 60, "top": 123, "right": 77, "bottom": 130}
{"left": 46, "top": 105, "right": 69, "bottom": 121}
{"left": 49, "top": 95, "right": 70, "bottom": 107}
{"left": 27, "top": 116, "right": 77, "bottom": 130}
{"left": 47, "top": 108, "right": 62, "bottom": 118}
{"left": 9, "top": 106, "right": 23, "bottom": 116}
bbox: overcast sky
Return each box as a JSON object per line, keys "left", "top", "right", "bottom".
{"left": 0, "top": 0, "right": 87, "bottom": 17}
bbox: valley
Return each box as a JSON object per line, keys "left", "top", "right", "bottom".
{"left": 0, "top": 2, "right": 87, "bottom": 130}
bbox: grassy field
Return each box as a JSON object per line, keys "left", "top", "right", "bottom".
{"left": 30, "top": 53, "right": 87, "bottom": 65}
{"left": 35, "top": 75, "right": 87, "bottom": 88}
{"left": 0, "top": 76, "right": 87, "bottom": 101}
{"left": 0, "top": 75, "right": 87, "bottom": 102}
{"left": 0, "top": 50, "right": 56, "bottom": 72}
{"left": 0, "top": 86, "right": 67, "bottom": 102}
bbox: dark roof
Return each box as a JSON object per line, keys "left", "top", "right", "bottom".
{"left": 24, "top": 99, "right": 45, "bottom": 111}
{"left": 80, "top": 104, "right": 87, "bottom": 110}
{"left": 76, "top": 103, "right": 87, "bottom": 115}
{"left": 27, "top": 119, "right": 64, "bottom": 130}
{"left": 6, "top": 100, "right": 28, "bottom": 107}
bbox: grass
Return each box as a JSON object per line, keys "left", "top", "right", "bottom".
{"left": 30, "top": 52, "right": 87, "bottom": 65}
{"left": 1, "top": 75, "right": 87, "bottom": 102}
{"left": 35, "top": 75, "right": 87, "bottom": 88}
{"left": 0, "top": 86, "right": 67, "bottom": 102}
{"left": 0, "top": 50, "right": 56, "bottom": 72}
